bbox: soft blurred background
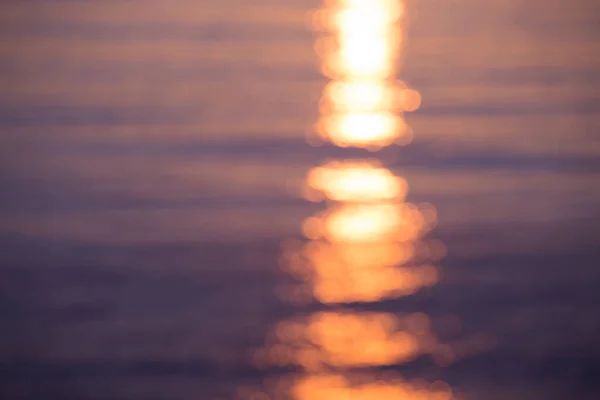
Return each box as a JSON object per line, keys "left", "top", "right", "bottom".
{"left": 1, "top": 0, "right": 599, "bottom": 399}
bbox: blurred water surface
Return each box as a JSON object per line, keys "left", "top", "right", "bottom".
{"left": 1, "top": 0, "right": 599, "bottom": 399}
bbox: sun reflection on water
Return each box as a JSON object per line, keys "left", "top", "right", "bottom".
{"left": 282, "top": 240, "right": 438, "bottom": 304}
{"left": 249, "top": 0, "right": 456, "bottom": 399}
{"left": 310, "top": 0, "right": 417, "bottom": 150}
{"left": 292, "top": 374, "right": 453, "bottom": 400}
{"left": 304, "top": 202, "right": 427, "bottom": 243}
{"left": 305, "top": 160, "right": 408, "bottom": 202}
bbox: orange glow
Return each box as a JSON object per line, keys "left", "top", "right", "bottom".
{"left": 306, "top": 312, "right": 421, "bottom": 367}
{"left": 292, "top": 374, "right": 453, "bottom": 400}
{"left": 306, "top": 160, "right": 407, "bottom": 202}
{"left": 323, "top": 81, "right": 392, "bottom": 112}
{"left": 322, "top": 81, "right": 421, "bottom": 113}
{"left": 249, "top": 1, "right": 455, "bottom": 399}
{"left": 261, "top": 312, "right": 433, "bottom": 370}
{"left": 318, "top": 112, "right": 407, "bottom": 149}
{"left": 399, "top": 88, "right": 422, "bottom": 112}
{"left": 331, "top": 36, "right": 397, "bottom": 79}
{"left": 300, "top": 241, "right": 438, "bottom": 304}
{"left": 297, "top": 159, "right": 438, "bottom": 304}
{"left": 318, "top": 203, "right": 427, "bottom": 243}
{"left": 311, "top": 0, "right": 418, "bottom": 149}
{"left": 319, "top": 0, "right": 404, "bottom": 80}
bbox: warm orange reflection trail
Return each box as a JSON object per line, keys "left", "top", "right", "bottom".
{"left": 311, "top": 0, "right": 421, "bottom": 149}
{"left": 292, "top": 374, "right": 453, "bottom": 400}
{"left": 306, "top": 160, "right": 407, "bottom": 202}
{"left": 250, "top": 1, "right": 454, "bottom": 399}
{"left": 259, "top": 312, "right": 436, "bottom": 370}
{"left": 304, "top": 203, "right": 428, "bottom": 243}
{"left": 282, "top": 241, "right": 438, "bottom": 304}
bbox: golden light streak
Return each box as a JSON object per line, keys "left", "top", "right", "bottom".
{"left": 292, "top": 374, "right": 453, "bottom": 400}
{"left": 260, "top": 312, "right": 436, "bottom": 371}
{"left": 248, "top": 1, "right": 455, "bottom": 399}
{"left": 279, "top": 240, "right": 438, "bottom": 304}
{"left": 305, "top": 203, "right": 428, "bottom": 243}
{"left": 306, "top": 160, "right": 407, "bottom": 202}
{"left": 316, "top": 0, "right": 405, "bottom": 80}
{"left": 311, "top": 0, "right": 418, "bottom": 149}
